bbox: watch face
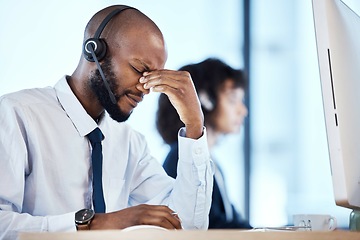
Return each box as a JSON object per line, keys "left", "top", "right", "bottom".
{"left": 75, "top": 209, "right": 95, "bottom": 224}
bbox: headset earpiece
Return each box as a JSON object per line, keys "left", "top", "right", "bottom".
{"left": 199, "top": 91, "right": 214, "bottom": 111}
{"left": 83, "top": 38, "right": 107, "bottom": 62}
{"left": 83, "top": 6, "right": 134, "bottom": 62}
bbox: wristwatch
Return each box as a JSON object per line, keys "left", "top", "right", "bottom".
{"left": 75, "top": 209, "right": 95, "bottom": 230}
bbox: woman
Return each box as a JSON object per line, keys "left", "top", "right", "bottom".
{"left": 156, "top": 58, "right": 251, "bottom": 229}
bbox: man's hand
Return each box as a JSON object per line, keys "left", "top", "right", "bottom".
{"left": 89, "top": 204, "right": 181, "bottom": 230}
{"left": 137, "top": 70, "right": 204, "bottom": 139}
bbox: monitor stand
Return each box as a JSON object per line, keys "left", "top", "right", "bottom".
{"left": 349, "top": 210, "right": 360, "bottom": 231}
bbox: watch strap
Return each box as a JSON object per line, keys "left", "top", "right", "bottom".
{"left": 76, "top": 222, "right": 91, "bottom": 231}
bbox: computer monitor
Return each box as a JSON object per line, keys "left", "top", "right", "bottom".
{"left": 312, "top": 0, "right": 360, "bottom": 211}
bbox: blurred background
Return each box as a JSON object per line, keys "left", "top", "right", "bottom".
{"left": 0, "top": 0, "right": 356, "bottom": 228}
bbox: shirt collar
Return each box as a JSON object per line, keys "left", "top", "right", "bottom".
{"left": 54, "top": 75, "right": 98, "bottom": 137}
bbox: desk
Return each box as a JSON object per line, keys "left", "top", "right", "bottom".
{"left": 19, "top": 229, "right": 360, "bottom": 240}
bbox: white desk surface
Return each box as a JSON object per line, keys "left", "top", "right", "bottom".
{"left": 19, "top": 229, "right": 360, "bottom": 240}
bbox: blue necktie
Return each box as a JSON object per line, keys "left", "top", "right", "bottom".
{"left": 87, "top": 128, "right": 106, "bottom": 213}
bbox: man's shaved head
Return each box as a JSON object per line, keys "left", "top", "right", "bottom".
{"left": 84, "top": 5, "right": 165, "bottom": 55}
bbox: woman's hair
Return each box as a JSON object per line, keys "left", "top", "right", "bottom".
{"left": 156, "top": 57, "right": 247, "bottom": 144}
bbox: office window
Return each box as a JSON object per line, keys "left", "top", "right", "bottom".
{"left": 249, "top": 0, "right": 351, "bottom": 228}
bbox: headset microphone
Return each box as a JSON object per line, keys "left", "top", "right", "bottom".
{"left": 83, "top": 6, "right": 135, "bottom": 104}
{"left": 86, "top": 43, "right": 117, "bottom": 104}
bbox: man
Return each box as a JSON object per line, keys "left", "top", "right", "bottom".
{"left": 0, "top": 5, "right": 213, "bottom": 238}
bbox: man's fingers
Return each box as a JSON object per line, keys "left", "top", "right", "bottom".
{"left": 139, "top": 70, "right": 188, "bottom": 90}
{"left": 137, "top": 205, "right": 182, "bottom": 229}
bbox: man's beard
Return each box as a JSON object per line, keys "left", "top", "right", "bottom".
{"left": 89, "top": 59, "right": 131, "bottom": 122}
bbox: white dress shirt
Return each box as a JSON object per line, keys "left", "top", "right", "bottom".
{"left": 0, "top": 76, "right": 213, "bottom": 239}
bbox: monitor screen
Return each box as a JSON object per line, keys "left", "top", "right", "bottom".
{"left": 312, "top": 0, "right": 360, "bottom": 210}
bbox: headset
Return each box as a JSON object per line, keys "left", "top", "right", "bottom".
{"left": 198, "top": 91, "right": 215, "bottom": 111}
{"left": 83, "top": 5, "right": 135, "bottom": 104}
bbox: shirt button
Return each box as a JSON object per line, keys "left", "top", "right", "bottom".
{"left": 194, "top": 148, "right": 202, "bottom": 155}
